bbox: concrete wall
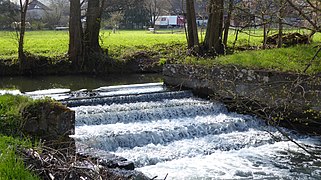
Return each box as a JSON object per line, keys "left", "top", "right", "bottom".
{"left": 163, "top": 64, "right": 321, "bottom": 134}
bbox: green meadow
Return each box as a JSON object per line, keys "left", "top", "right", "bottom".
{"left": 0, "top": 29, "right": 320, "bottom": 73}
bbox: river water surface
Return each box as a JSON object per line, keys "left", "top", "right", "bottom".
{"left": 1, "top": 75, "right": 320, "bottom": 179}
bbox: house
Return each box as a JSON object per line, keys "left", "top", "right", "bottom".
{"left": 27, "top": 0, "right": 51, "bottom": 20}
{"left": 155, "top": 16, "right": 185, "bottom": 28}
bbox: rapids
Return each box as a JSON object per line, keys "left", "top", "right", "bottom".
{"left": 25, "top": 82, "right": 321, "bottom": 179}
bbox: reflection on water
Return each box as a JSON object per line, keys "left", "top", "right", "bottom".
{"left": 0, "top": 74, "right": 163, "bottom": 92}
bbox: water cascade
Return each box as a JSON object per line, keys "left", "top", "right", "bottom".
{"left": 61, "top": 83, "right": 321, "bottom": 179}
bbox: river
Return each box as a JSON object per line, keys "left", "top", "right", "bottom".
{"left": 1, "top": 75, "right": 320, "bottom": 179}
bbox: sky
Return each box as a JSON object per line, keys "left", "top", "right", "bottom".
{"left": 10, "top": 0, "right": 50, "bottom": 5}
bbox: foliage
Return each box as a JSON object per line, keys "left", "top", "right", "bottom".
{"left": 0, "top": 135, "right": 39, "bottom": 180}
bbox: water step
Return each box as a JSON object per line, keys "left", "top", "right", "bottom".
{"left": 95, "top": 82, "right": 164, "bottom": 92}
{"left": 72, "top": 114, "right": 264, "bottom": 151}
{"left": 62, "top": 91, "right": 194, "bottom": 107}
{"left": 114, "top": 128, "right": 280, "bottom": 167}
{"left": 71, "top": 98, "right": 210, "bottom": 115}
{"left": 74, "top": 103, "right": 226, "bottom": 126}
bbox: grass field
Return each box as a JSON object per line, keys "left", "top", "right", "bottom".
{"left": 1, "top": 29, "right": 318, "bottom": 58}
{"left": 0, "top": 29, "right": 320, "bottom": 73}
{"left": 0, "top": 30, "right": 187, "bottom": 59}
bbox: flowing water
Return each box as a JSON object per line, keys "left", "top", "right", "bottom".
{"left": 2, "top": 79, "right": 320, "bottom": 179}
{"left": 64, "top": 83, "right": 321, "bottom": 179}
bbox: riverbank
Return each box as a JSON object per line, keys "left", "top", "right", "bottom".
{"left": 163, "top": 64, "right": 321, "bottom": 135}
{"left": 0, "top": 53, "right": 162, "bottom": 76}
{"left": 0, "top": 94, "right": 149, "bottom": 179}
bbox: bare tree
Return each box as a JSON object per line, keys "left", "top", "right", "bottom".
{"left": 45, "top": 0, "right": 70, "bottom": 29}
{"left": 144, "top": 0, "right": 171, "bottom": 28}
{"left": 105, "top": 11, "right": 124, "bottom": 33}
{"left": 18, "top": 0, "right": 29, "bottom": 69}
{"left": 223, "top": 0, "right": 234, "bottom": 47}
{"left": 145, "top": 0, "right": 160, "bottom": 28}
{"left": 285, "top": 0, "right": 321, "bottom": 35}
{"left": 276, "top": 0, "right": 286, "bottom": 48}
{"left": 285, "top": 0, "right": 321, "bottom": 72}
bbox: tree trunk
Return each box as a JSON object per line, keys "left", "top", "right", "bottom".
{"left": 277, "top": 0, "right": 283, "bottom": 48}
{"left": 84, "top": 0, "right": 103, "bottom": 53}
{"left": 18, "top": 0, "right": 29, "bottom": 70}
{"left": 262, "top": 14, "right": 267, "bottom": 49}
{"left": 204, "top": 0, "right": 224, "bottom": 55}
{"left": 186, "top": 0, "right": 199, "bottom": 52}
{"left": 223, "top": 0, "right": 233, "bottom": 47}
{"left": 68, "top": 0, "right": 83, "bottom": 70}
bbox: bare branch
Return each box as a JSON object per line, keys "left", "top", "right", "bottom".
{"left": 285, "top": 0, "right": 320, "bottom": 30}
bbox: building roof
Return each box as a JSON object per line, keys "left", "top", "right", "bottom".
{"left": 28, "top": 0, "right": 51, "bottom": 11}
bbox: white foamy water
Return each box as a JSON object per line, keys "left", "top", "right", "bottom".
{"left": 69, "top": 83, "right": 321, "bottom": 179}
{"left": 25, "top": 88, "right": 71, "bottom": 95}
{"left": 138, "top": 139, "right": 321, "bottom": 179}
{"left": 0, "top": 90, "right": 22, "bottom": 95}
{"left": 71, "top": 98, "right": 210, "bottom": 115}
{"left": 24, "top": 88, "right": 71, "bottom": 100}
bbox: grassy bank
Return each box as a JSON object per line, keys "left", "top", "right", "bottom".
{"left": 0, "top": 135, "right": 39, "bottom": 180}
{"left": 0, "top": 94, "right": 39, "bottom": 179}
{"left": 182, "top": 43, "right": 321, "bottom": 74}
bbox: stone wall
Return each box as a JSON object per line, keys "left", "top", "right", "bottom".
{"left": 21, "top": 101, "right": 75, "bottom": 148}
{"left": 163, "top": 64, "right": 321, "bottom": 134}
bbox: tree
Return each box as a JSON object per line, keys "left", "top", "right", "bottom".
{"left": 285, "top": 0, "right": 321, "bottom": 72}
{"left": 122, "top": 0, "right": 149, "bottom": 29}
{"left": 223, "top": 0, "right": 235, "bottom": 47}
{"left": 45, "top": 0, "right": 70, "bottom": 29}
{"left": 0, "top": 0, "right": 19, "bottom": 29}
{"left": 18, "top": 0, "right": 29, "bottom": 69}
{"left": 276, "top": 0, "right": 286, "bottom": 48}
{"left": 145, "top": 0, "right": 160, "bottom": 28}
{"left": 204, "top": 0, "right": 225, "bottom": 55}
{"left": 186, "top": 0, "right": 200, "bottom": 52}
{"left": 69, "top": 0, "right": 107, "bottom": 72}
{"left": 105, "top": 11, "right": 124, "bottom": 33}
{"left": 144, "top": 0, "right": 171, "bottom": 28}
{"left": 285, "top": 0, "right": 321, "bottom": 35}
{"left": 68, "top": 0, "right": 83, "bottom": 69}
{"left": 83, "top": 0, "right": 105, "bottom": 54}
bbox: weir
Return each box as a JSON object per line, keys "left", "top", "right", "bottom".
{"left": 59, "top": 83, "right": 321, "bottom": 179}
